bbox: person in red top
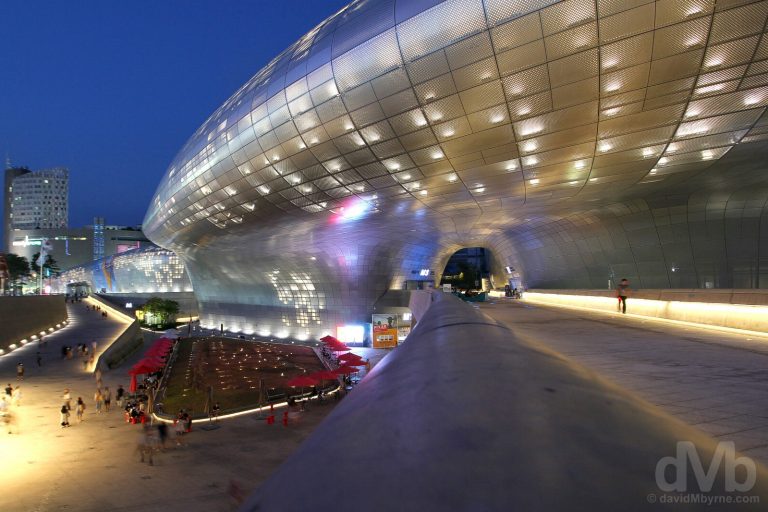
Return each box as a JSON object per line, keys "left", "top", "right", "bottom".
{"left": 617, "top": 278, "right": 630, "bottom": 314}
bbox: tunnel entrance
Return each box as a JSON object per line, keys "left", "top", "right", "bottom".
{"left": 440, "top": 247, "right": 491, "bottom": 292}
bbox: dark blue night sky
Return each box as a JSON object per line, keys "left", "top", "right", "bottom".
{"left": 0, "top": 0, "right": 349, "bottom": 235}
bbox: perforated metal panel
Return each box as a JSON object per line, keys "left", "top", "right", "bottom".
{"left": 144, "top": 0, "right": 768, "bottom": 339}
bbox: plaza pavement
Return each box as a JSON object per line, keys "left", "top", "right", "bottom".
{"left": 0, "top": 299, "right": 341, "bottom": 512}
{"left": 480, "top": 299, "right": 768, "bottom": 467}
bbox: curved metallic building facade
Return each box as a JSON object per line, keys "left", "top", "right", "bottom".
{"left": 144, "top": 0, "right": 768, "bottom": 337}
{"left": 54, "top": 245, "right": 192, "bottom": 295}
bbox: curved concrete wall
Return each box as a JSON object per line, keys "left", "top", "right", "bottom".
{"left": 243, "top": 292, "right": 768, "bottom": 511}
{"left": 0, "top": 296, "right": 67, "bottom": 353}
{"left": 525, "top": 289, "right": 768, "bottom": 334}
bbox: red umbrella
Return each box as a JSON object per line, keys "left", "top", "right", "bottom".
{"left": 129, "top": 374, "right": 137, "bottom": 393}
{"left": 320, "top": 335, "right": 340, "bottom": 344}
{"left": 286, "top": 375, "right": 319, "bottom": 387}
{"left": 338, "top": 352, "right": 363, "bottom": 363}
{"left": 141, "top": 357, "right": 166, "bottom": 368}
{"left": 308, "top": 371, "right": 338, "bottom": 381}
{"left": 333, "top": 366, "right": 359, "bottom": 375}
{"left": 341, "top": 360, "right": 366, "bottom": 367}
{"left": 129, "top": 363, "right": 159, "bottom": 375}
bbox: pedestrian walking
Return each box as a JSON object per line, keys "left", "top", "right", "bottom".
{"left": 137, "top": 425, "right": 155, "bottom": 465}
{"left": 62, "top": 389, "right": 72, "bottom": 411}
{"left": 11, "top": 386, "right": 22, "bottom": 407}
{"left": 116, "top": 385, "right": 125, "bottom": 407}
{"left": 103, "top": 387, "right": 112, "bottom": 412}
{"left": 16, "top": 363, "right": 24, "bottom": 380}
{"left": 4, "top": 383, "right": 12, "bottom": 397}
{"left": 76, "top": 397, "right": 86, "bottom": 422}
{"left": 157, "top": 422, "right": 168, "bottom": 450}
{"left": 60, "top": 404, "right": 70, "bottom": 427}
{"left": 36, "top": 352, "right": 42, "bottom": 367}
{"left": 616, "top": 278, "right": 631, "bottom": 314}
{"left": 94, "top": 389, "right": 104, "bottom": 413}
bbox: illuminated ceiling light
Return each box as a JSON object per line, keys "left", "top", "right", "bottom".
{"left": 491, "top": 114, "right": 505, "bottom": 123}
{"left": 431, "top": 112, "right": 444, "bottom": 122}
{"left": 356, "top": 185, "right": 365, "bottom": 192}
{"left": 480, "top": 72, "right": 493, "bottom": 81}
{"left": 705, "top": 57, "right": 723, "bottom": 68}
{"left": 526, "top": 156, "right": 539, "bottom": 166}
{"left": 259, "top": 185, "right": 270, "bottom": 194}
{"left": 291, "top": 177, "right": 301, "bottom": 184}
{"left": 529, "top": 178, "right": 540, "bottom": 185}
{"left": 443, "top": 128, "right": 455, "bottom": 137}
{"left": 666, "top": 144, "right": 677, "bottom": 153}
{"left": 684, "top": 109, "right": 699, "bottom": 118}
{"left": 642, "top": 148, "right": 654, "bottom": 158}
{"left": 473, "top": 187, "right": 485, "bottom": 193}
{"left": 604, "top": 83, "right": 621, "bottom": 92}
{"left": 328, "top": 82, "right": 339, "bottom": 97}
{"left": 424, "top": 92, "right": 436, "bottom": 100}
{"left": 696, "top": 84, "right": 724, "bottom": 95}
{"left": 356, "top": 138, "right": 366, "bottom": 147}
{"left": 520, "top": 126, "right": 543, "bottom": 136}
{"left": 432, "top": 151, "right": 444, "bottom": 159}
{"left": 272, "top": 155, "right": 280, "bottom": 161}
{"left": 298, "top": 142, "right": 306, "bottom": 149}
{"left": 744, "top": 96, "right": 761, "bottom": 106}
{"left": 649, "top": 168, "right": 658, "bottom": 175}
{"left": 419, "top": 189, "right": 428, "bottom": 196}
{"left": 685, "top": 38, "right": 701, "bottom": 47}
{"left": 677, "top": 125, "right": 708, "bottom": 137}
{"left": 506, "top": 162, "right": 518, "bottom": 171}
{"left": 517, "top": 107, "right": 531, "bottom": 117}
{"left": 414, "top": 114, "right": 428, "bottom": 127}
{"left": 574, "top": 160, "right": 585, "bottom": 169}
{"left": 368, "top": 134, "right": 381, "bottom": 142}
{"left": 701, "top": 150, "right": 714, "bottom": 160}
{"left": 589, "top": 177, "right": 598, "bottom": 182}
{"left": 330, "top": 164, "right": 341, "bottom": 172}
{"left": 658, "top": 157, "right": 669, "bottom": 165}
{"left": 569, "top": 180, "right": 579, "bottom": 185}
{"left": 389, "top": 162, "right": 400, "bottom": 171}
{"left": 310, "top": 137, "right": 319, "bottom": 144}
{"left": 344, "top": 122, "right": 354, "bottom": 130}
{"left": 604, "top": 107, "right": 620, "bottom": 116}
{"left": 523, "top": 141, "right": 537, "bottom": 152}
{"left": 448, "top": 174, "right": 458, "bottom": 182}
{"left": 598, "top": 142, "right": 612, "bottom": 152}
{"left": 402, "top": 173, "right": 412, "bottom": 180}
{"left": 602, "top": 58, "right": 618, "bottom": 69}
{"left": 243, "top": 202, "right": 256, "bottom": 211}
{"left": 686, "top": 6, "right": 703, "bottom": 16}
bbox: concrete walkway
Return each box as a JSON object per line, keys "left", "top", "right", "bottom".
{"left": 0, "top": 300, "right": 339, "bottom": 512}
{"left": 480, "top": 299, "right": 768, "bottom": 466}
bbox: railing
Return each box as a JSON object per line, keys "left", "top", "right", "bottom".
{"left": 241, "top": 291, "right": 768, "bottom": 511}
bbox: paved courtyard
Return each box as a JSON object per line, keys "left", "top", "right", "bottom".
{"left": 480, "top": 299, "right": 768, "bottom": 467}
{"left": 0, "top": 299, "right": 340, "bottom": 512}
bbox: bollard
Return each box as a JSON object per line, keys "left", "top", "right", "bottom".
{"left": 283, "top": 411, "right": 289, "bottom": 427}
{"left": 267, "top": 415, "right": 275, "bottom": 425}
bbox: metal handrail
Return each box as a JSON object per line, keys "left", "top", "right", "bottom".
{"left": 241, "top": 291, "right": 768, "bottom": 511}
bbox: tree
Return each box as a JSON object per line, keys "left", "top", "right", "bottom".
{"left": 30, "top": 253, "right": 61, "bottom": 278}
{"left": 140, "top": 297, "right": 180, "bottom": 327}
{"left": 4, "top": 253, "right": 31, "bottom": 294}
{"left": 453, "top": 261, "right": 478, "bottom": 292}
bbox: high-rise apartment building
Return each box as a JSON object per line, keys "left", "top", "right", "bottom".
{"left": 9, "top": 167, "right": 68, "bottom": 229}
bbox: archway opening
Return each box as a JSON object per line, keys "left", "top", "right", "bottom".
{"left": 440, "top": 247, "right": 491, "bottom": 292}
